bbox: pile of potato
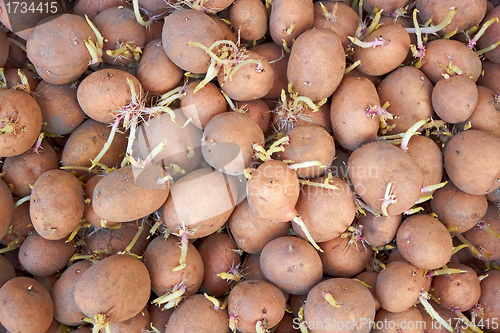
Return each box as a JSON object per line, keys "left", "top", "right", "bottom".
{"left": 1, "top": 0, "right": 500, "bottom": 332}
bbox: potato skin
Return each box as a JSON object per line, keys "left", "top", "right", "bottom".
{"left": 463, "top": 86, "right": 500, "bottom": 137}
{"left": 26, "top": 14, "right": 95, "bottom": 84}
{"left": 74, "top": 254, "right": 151, "bottom": 324}
{"left": 0, "top": 277, "right": 54, "bottom": 333}
{"left": 162, "top": 9, "right": 223, "bottom": 74}
{"left": 444, "top": 129, "right": 500, "bottom": 195}
{"left": 269, "top": 0, "right": 314, "bottom": 46}
{"left": 477, "top": 270, "right": 500, "bottom": 332}
{"left": 304, "top": 278, "right": 375, "bottom": 333}
{"left": 354, "top": 24, "right": 410, "bottom": 76}
{"left": 229, "top": 0, "right": 268, "bottom": 41}
{"left": 432, "top": 75, "right": 478, "bottom": 123}
{"left": 0, "top": 89, "right": 42, "bottom": 157}
{"left": 313, "top": 1, "right": 360, "bottom": 47}
{"left": 287, "top": 28, "right": 345, "bottom": 102}
{"left": 0, "top": 179, "right": 14, "bottom": 241}
{"left": 396, "top": 214, "right": 453, "bottom": 270}
{"left": 30, "top": 170, "right": 85, "bottom": 241}
{"left": 92, "top": 165, "right": 169, "bottom": 222}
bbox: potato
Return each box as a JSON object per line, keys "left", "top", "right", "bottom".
{"left": 477, "top": 270, "right": 500, "bottom": 332}
{"left": 94, "top": 7, "right": 146, "bottom": 65}
{"left": 260, "top": 236, "right": 323, "bottom": 295}
{"left": 73, "top": 0, "right": 125, "bottom": 20}
{"left": 162, "top": 9, "right": 223, "bottom": 74}
{"left": 229, "top": 0, "right": 268, "bottom": 41}
{"left": 421, "top": 39, "right": 482, "bottom": 84}
{"left": 18, "top": 233, "right": 76, "bottom": 276}
{"left": 61, "top": 119, "right": 128, "bottom": 176}
{"left": 462, "top": 86, "right": 500, "bottom": 137}
{"left": 246, "top": 160, "right": 300, "bottom": 223}
{"left": 0, "top": 178, "right": 14, "bottom": 241}
{"left": 430, "top": 182, "right": 488, "bottom": 234}
{"left": 209, "top": 15, "right": 237, "bottom": 43}
{"left": 218, "top": 50, "right": 274, "bottom": 101}
{"left": 83, "top": 175, "right": 118, "bottom": 228}
{"left": 432, "top": 75, "right": 478, "bottom": 123}
{"left": 250, "top": 42, "right": 289, "bottom": 100}
{"left": 396, "top": 214, "right": 453, "bottom": 270}
{"left": 4, "top": 68, "right": 40, "bottom": 91}
{"left": 228, "top": 279, "right": 287, "bottom": 333}
{"left": 26, "top": 14, "right": 97, "bottom": 84}
{"left": 372, "top": 307, "right": 425, "bottom": 333}
{"left": 30, "top": 169, "right": 85, "bottom": 240}
{"left": 228, "top": 199, "right": 291, "bottom": 254}
{"left": 149, "top": 304, "right": 173, "bottom": 333}
{"left": 462, "top": 202, "right": 500, "bottom": 261}
{"left": 0, "top": 255, "right": 15, "bottom": 288}
{"left": 202, "top": 111, "right": 264, "bottom": 176}
{"left": 476, "top": 59, "right": 500, "bottom": 94}
{"left": 233, "top": 99, "right": 272, "bottom": 133}
{"left": 165, "top": 294, "right": 228, "bottom": 333}
{"left": 378, "top": 66, "right": 433, "bottom": 134}
{"left": 348, "top": 141, "right": 424, "bottom": 216}
{"left": 474, "top": 4, "right": 500, "bottom": 64}
{"left": 92, "top": 164, "right": 169, "bottom": 222}
{"left": 0, "top": 277, "right": 54, "bottom": 333}
{"left": 144, "top": 235, "right": 204, "bottom": 299}
{"left": 364, "top": 0, "right": 408, "bottom": 13}
{"left": 354, "top": 271, "right": 381, "bottom": 312}
{"left": 354, "top": 24, "right": 411, "bottom": 77}
{"left": 358, "top": 212, "right": 402, "bottom": 247}
{"left": 0, "top": 202, "right": 33, "bottom": 247}
{"left": 0, "top": 29, "right": 8, "bottom": 67}
{"left": 375, "top": 261, "right": 426, "bottom": 313}
{"left": 416, "top": 299, "right": 458, "bottom": 333}
{"left": 197, "top": 232, "right": 242, "bottom": 297}
{"left": 180, "top": 81, "right": 227, "bottom": 130}
{"left": 242, "top": 253, "right": 268, "bottom": 281}
{"left": 406, "top": 136, "right": 443, "bottom": 191}
{"left": 74, "top": 254, "right": 151, "bottom": 327}
{"left": 444, "top": 129, "right": 500, "bottom": 195}
{"left": 432, "top": 263, "right": 480, "bottom": 311}
{"left": 0, "top": 89, "right": 42, "bottom": 157}
{"left": 275, "top": 125, "right": 335, "bottom": 179}
{"left": 162, "top": 168, "right": 239, "bottom": 239}
{"left": 293, "top": 176, "right": 355, "bottom": 243}
{"left": 34, "top": 80, "right": 86, "bottom": 135}
{"left": 77, "top": 68, "right": 143, "bottom": 124}
{"left": 2, "top": 141, "right": 58, "bottom": 197}
{"left": 330, "top": 76, "right": 381, "bottom": 151}
{"left": 287, "top": 28, "right": 345, "bottom": 102}
{"left": 313, "top": 1, "right": 360, "bottom": 47}
{"left": 304, "top": 278, "right": 375, "bottom": 333}
{"left": 269, "top": 0, "right": 314, "bottom": 46}
{"left": 416, "top": 0, "right": 487, "bottom": 35}
{"left": 319, "top": 235, "right": 374, "bottom": 278}
{"left": 51, "top": 260, "right": 92, "bottom": 326}
{"left": 109, "top": 307, "right": 150, "bottom": 333}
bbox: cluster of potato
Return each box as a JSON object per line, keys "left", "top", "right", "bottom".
{"left": 1, "top": 0, "right": 500, "bottom": 332}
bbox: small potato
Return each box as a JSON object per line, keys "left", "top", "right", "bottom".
{"left": 396, "top": 214, "right": 453, "bottom": 270}
{"left": 180, "top": 81, "right": 227, "bottom": 130}
{"left": 462, "top": 86, "right": 500, "bottom": 137}
{"left": 358, "top": 212, "right": 402, "bottom": 247}
{"left": 287, "top": 28, "right": 345, "bottom": 102}
{"left": 251, "top": 43, "right": 289, "bottom": 100}
{"left": 162, "top": 9, "right": 223, "bottom": 74}
{"left": 432, "top": 75, "right": 478, "bottom": 123}
{"left": 30, "top": 170, "right": 85, "bottom": 241}
{"left": 269, "top": 0, "right": 314, "bottom": 46}
{"left": 229, "top": 0, "right": 268, "bottom": 41}
{"left": 92, "top": 165, "right": 170, "bottom": 222}
{"left": 444, "top": 129, "right": 500, "bottom": 195}
{"left": 354, "top": 24, "right": 411, "bottom": 76}
{"left": 477, "top": 270, "right": 500, "bottom": 332}
{"left": 330, "top": 76, "right": 381, "bottom": 151}
{"left": 313, "top": 1, "right": 360, "bottom": 47}
{"left": 0, "top": 89, "right": 42, "bottom": 157}
{"left": 260, "top": 236, "right": 323, "bottom": 295}
{"left": 463, "top": 202, "right": 500, "bottom": 261}
{"left": 319, "top": 236, "right": 373, "bottom": 278}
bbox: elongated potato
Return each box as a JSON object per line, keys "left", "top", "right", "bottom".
{"left": 92, "top": 165, "right": 170, "bottom": 222}
{"left": 287, "top": 28, "right": 345, "bottom": 102}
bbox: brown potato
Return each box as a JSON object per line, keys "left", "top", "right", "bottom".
{"left": 287, "top": 28, "right": 345, "bottom": 102}
{"left": 109, "top": 307, "right": 150, "bottom": 333}
{"left": 229, "top": 0, "right": 268, "bottom": 41}
{"left": 313, "top": 1, "right": 360, "bottom": 47}
{"left": 0, "top": 30, "right": 8, "bottom": 67}
{"left": 354, "top": 24, "right": 411, "bottom": 77}
{"left": 0, "top": 255, "right": 15, "bottom": 288}
{"left": 0, "top": 89, "right": 42, "bottom": 157}
{"left": 462, "top": 202, "right": 500, "bottom": 261}
{"left": 444, "top": 129, "right": 500, "bottom": 195}
{"left": 0, "top": 178, "right": 14, "bottom": 241}
{"left": 396, "top": 214, "right": 453, "bottom": 270}
{"left": 30, "top": 170, "right": 85, "bottom": 241}
{"left": 162, "top": 9, "right": 223, "bottom": 74}
{"left": 250, "top": 42, "right": 289, "bottom": 100}
{"left": 0, "top": 202, "right": 33, "bottom": 247}
{"left": 476, "top": 59, "right": 500, "bottom": 94}
{"left": 406, "top": 136, "right": 443, "bottom": 191}
{"left": 474, "top": 5, "right": 500, "bottom": 63}
{"left": 73, "top": 0, "right": 125, "bottom": 20}
{"left": 233, "top": 99, "right": 272, "bottom": 133}
{"left": 2, "top": 141, "right": 58, "bottom": 197}
{"left": 92, "top": 165, "right": 169, "bottom": 222}
{"left": 364, "top": 0, "right": 408, "bottom": 13}
{"left": 330, "top": 76, "right": 381, "bottom": 151}
{"left": 0, "top": 277, "right": 54, "bottom": 333}
{"left": 269, "top": 0, "right": 314, "bottom": 46}
{"left": 260, "top": 236, "right": 323, "bottom": 295}
{"left": 462, "top": 86, "right": 500, "bottom": 137}
{"left": 372, "top": 307, "right": 425, "bottom": 333}
{"left": 378, "top": 66, "right": 433, "bottom": 134}
{"left": 18, "top": 233, "right": 76, "bottom": 276}
{"left": 477, "top": 270, "right": 500, "bottom": 332}
{"left": 432, "top": 75, "right": 478, "bottom": 123}
{"left": 180, "top": 81, "right": 227, "bottom": 130}
{"left": 358, "top": 212, "right": 402, "bottom": 248}
{"left": 26, "top": 14, "right": 97, "bottom": 84}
